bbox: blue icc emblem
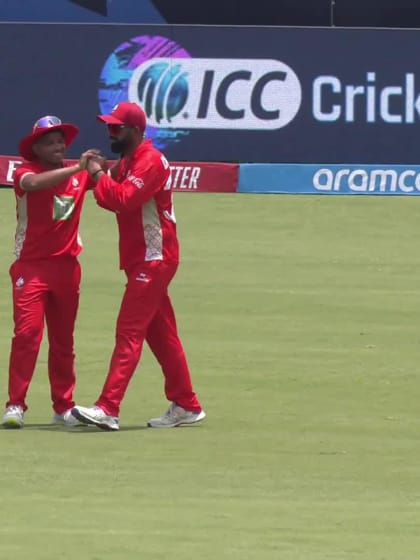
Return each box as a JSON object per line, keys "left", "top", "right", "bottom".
{"left": 98, "top": 35, "right": 191, "bottom": 149}
{"left": 136, "top": 62, "right": 188, "bottom": 124}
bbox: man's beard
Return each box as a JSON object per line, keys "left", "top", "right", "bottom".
{"left": 110, "top": 138, "right": 130, "bottom": 154}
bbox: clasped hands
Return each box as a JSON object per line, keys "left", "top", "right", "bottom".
{"left": 78, "top": 149, "right": 107, "bottom": 177}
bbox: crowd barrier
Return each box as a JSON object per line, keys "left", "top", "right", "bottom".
{"left": 0, "top": 156, "right": 238, "bottom": 193}
{"left": 3, "top": 156, "right": 420, "bottom": 196}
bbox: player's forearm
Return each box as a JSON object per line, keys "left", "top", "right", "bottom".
{"left": 21, "top": 164, "right": 81, "bottom": 192}
{"left": 108, "top": 163, "right": 119, "bottom": 181}
{"left": 93, "top": 174, "right": 153, "bottom": 212}
{"left": 93, "top": 175, "right": 129, "bottom": 212}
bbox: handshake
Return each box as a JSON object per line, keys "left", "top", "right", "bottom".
{"left": 77, "top": 149, "right": 108, "bottom": 179}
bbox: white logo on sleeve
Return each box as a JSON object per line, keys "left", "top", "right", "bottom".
{"left": 127, "top": 173, "right": 144, "bottom": 189}
{"left": 15, "top": 276, "right": 24, "bottom": 288}
{"left": 135, "top": 272, "right": 151, "bottom": 283}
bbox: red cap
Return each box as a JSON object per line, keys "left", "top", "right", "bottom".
{"left": 97, "top": 102, "right": 147, "bottom": 131}
{"left": 19, "top": 115, "right": 79, "bottom": 161}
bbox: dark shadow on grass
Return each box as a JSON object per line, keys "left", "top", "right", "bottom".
{"left": 65, "top": 424, "right": 206, "bottom": 433}
{"left": 66, "top": 425, "right": 149, "bottom": 433}
{"left": 11, "top": 423, "right": 63, "bottom": 431}
{"left": 4, "top": 423, "right": 205, "bottom": 433}
{"left": 19, "top": 423, "right": 149, "bottom": 433}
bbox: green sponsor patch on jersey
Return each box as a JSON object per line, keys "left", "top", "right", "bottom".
{"left": 53, "top": 195, "right": 75, "bottom": 220}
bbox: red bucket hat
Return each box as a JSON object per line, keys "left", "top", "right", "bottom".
{"left": 97, "top": 102, "right": 146, "bottom": 131}
{"left": 19, "top": 115, "right": 79, "bottom": 161}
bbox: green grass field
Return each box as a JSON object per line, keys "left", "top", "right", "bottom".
{"left": 0, "top": 189, "right": 420, "bottom": 559}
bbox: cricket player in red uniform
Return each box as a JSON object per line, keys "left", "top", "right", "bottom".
{"left": 2, "top": 116, "right": 97, "bottom": 429}
{"left": 72, "top": 102, "right": 205, "bottom": 430}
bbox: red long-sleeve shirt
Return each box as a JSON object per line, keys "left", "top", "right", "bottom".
{"left": 93, "top": 140, "right": 179, "bottom": 271}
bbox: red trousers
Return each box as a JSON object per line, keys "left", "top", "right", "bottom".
{"left": 7, "top": 257, "right": 80, "bottom": 414}
{"left": 96, "top": 261, "right": 202, "bottom": 416}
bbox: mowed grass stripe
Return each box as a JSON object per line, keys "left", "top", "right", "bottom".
{"left": 0, "top": 191, "right": 419, "bottom": 559}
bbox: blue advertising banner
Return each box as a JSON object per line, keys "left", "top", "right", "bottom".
{"left": 239, "top": 163, "right": 420, "bottom": 195}
{"left": 1, "top": 24, "right": 420, "bottom": 163}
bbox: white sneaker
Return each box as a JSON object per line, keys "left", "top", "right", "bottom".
{"left": 147, "top": 402, "right": 206, "bottom": 428}
{"left": 2, "top": 405, "right": 24, "bottom": 429}
{"left": 52, "top": 408, "right": 84, "bottom": 428}
{"left": 71, "top": 405, "right": 119, "bottom": 431}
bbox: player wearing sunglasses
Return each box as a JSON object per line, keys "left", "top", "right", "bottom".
{"left": 71, "top": 102, "right": 206, "bottom": 430}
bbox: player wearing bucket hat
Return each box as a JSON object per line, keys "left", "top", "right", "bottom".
{"left": 18, "top": 115, "right": 79, "bottom": 161}
{"left": 71, "top": 102, "right": 206, "bottom": 431}
{"left": 2, "top": 115, "right": 103, "bottom": 430}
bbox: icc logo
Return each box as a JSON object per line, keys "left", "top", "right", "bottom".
{"left": 98, "top": 35, "right": 302, "bottom": 147}
{"left": 129, "top": 57, "right": 302, "bottom": 130}
{"left": 135, "top": 62, "right": 189, "bottom": 124}
{"left": 98, "top": 35, "right": 192, "bottom": 149}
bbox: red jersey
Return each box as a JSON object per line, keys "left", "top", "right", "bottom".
{"left": 13, "top": 161, "right": 92, "bottom": 261}
{"left": 94, "top": 140, "right": 179, "bottom": 271}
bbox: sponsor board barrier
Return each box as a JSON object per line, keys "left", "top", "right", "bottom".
{"left": 4, "top": 156, "right": 420, "bottom": 195}
{"left": 0, "top": 156, "right": 238, "bottom": 193}
{"left": 238, "top": 164, "right": 420, "bottom": 195}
